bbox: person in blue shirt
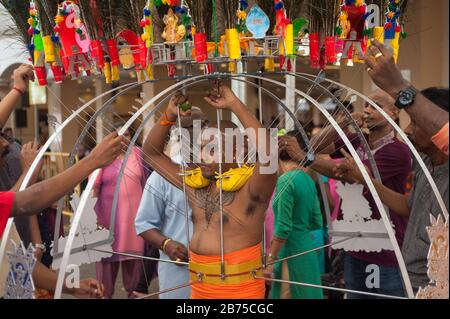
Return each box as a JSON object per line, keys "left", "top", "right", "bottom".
{"left": 135, "top": 168, "right": 193, "bottom": 299}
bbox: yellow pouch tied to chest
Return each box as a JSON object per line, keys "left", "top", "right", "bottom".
{"left": 183, "top": 165, "right": 255, "bottom": 192}
{"left": 215, "top": 164, "right": 255, "bottom": 192}
{"left": 183, "top": 168, "right": 211, "bottom": 189}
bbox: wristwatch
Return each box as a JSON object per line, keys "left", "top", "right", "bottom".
{"left": 302, "top": 151, "right": 316, "bottom": 168}
{"left": 395, "top": 86, "right": 418, "bottom": 109}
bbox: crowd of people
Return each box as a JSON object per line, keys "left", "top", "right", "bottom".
{"left": 0, "top": 39, "right": 448, "bottom": 299}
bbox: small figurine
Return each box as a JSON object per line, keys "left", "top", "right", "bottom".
{"left": 162, "top": 8, "right": 186, "bottom": 44}
{"left": 339, "top": 1, "right": 367, "bottom": 63}
{"left": 54, "top": 1, "right": 91, "bottom": 79}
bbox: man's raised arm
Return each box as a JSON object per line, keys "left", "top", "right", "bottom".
{"left": 364, "top": 40, "right": 449, "bottom": 145}
{"left": 0, "top": 65, "right": 34, "bottom": 129}
{"left": 204, "top": 84, "right": 278, "bottom": 203}
{"left": 142, "top": 93, "right": 191, "bottom": 189}
{"left": 11, "top": 132, "right": 124, "bottom": 217}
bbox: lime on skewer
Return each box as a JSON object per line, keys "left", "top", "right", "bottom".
{"left": 179, "top": 101, "right": 192, "bottom": 112}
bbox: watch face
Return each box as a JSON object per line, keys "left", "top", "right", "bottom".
{"left": 399, "top": 92, "right": 413, "bottom": 105}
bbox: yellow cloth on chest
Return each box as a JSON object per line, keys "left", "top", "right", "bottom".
{"left": 183, "top": 165, "right": 255, "bottom": 192}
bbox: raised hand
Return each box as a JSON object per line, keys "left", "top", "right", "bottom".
{"left": 20, "top": 142, "right": 41, "bottom": 170}
{"left": 166, "top": 91, "right": 191, "bottom": 121}
{"left": 278, "top": 135, "right": 306, "bottom": 163}
{"left": 332, "top": 149, "right": 367, "bottom": 184}
{"left": 13, "top": 64, "right": 35, "bottom": 93}
{"left": 363, "top": 40, "right": 410, "bottom": 98}
{"left": 87, "top": 132, "right": 125, "bottom": 169}
{"left": 204, "top": 82, "right": 240, "bottom": 110}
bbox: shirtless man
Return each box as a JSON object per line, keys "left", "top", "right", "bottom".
{"left": 143, "top": 83, "right": 278, "bottom": 299}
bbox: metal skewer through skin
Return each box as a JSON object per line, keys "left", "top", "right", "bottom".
{"left": 89, "top": 248, "right": 189, "bottom": 266}
{"left": 217, "top": 109, "right": 226, "bottom": 280}
{"left": 257, "top": 75, "right": 267, "bottom": 269}
{"left": 177, "top": 106, "right": 191, "bottom": 257}
{"left": 266, "top": 233, "right": 361, "bottom": 266}
{"left": 89, "top": 248, "right": 188, "bottom": 266}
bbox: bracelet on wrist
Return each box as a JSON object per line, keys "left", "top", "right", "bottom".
{"left": 161, "top": 238, "right": 172, "bottom": 253}
{"left": 12, "top": 86, "right": 24, "bottom": 95}
{"left": 160, "top": 112, "right": 176, "bottom": 126}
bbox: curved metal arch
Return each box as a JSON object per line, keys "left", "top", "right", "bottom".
{"left": 268, "top": 71, "right": 382, "bottom": 181}
{"left": 53, "top": 74, "right": 213, "bottom": 299}
{"left": 52, "top": 76, "right": 204, "bottom": 259}
{"left": 53, "top": 73, "right": 316, "bottom": 299}
{"left": 52, "top": 81, "right": 148, "bottom": 258}
{"left": 62, "top": 73, "right": 414, "bottom": 299}
{"left": 242, "top": 73, "right": 413, "bottom": 298}
{"left": 55, "top": 76, "right": 317, "bottom": 265}
{"left": 297, "top": 72, "right": 448, "bottom": 218}
{"left": 107, "top": 77, "right": 315, "bottom": 241}
{"left": 0, "top": 82, "right": 138, "bottom": 272}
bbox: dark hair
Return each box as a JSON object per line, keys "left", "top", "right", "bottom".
{"left": 280, "top": 131, "right": 308, "bottom": 162}
{"left": 421, "top": 88, "right": 449, "bottom": 113}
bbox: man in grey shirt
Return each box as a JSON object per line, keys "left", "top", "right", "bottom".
{"left": 402, "top": 88, "right": 449, "bottom": 291}
{"left": 334, "top": 88, "right": 449, "bottom": 293}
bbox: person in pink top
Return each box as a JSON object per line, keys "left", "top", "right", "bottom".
{"left": 93, "top": 129, "right": 146, "bottom": 299}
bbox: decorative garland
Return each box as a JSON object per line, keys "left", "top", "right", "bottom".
{"left": 28, "top": 0, "right": 47, "bottom": 85}
{"left": 13, "top": 0, "right": 409, "bottom": 85}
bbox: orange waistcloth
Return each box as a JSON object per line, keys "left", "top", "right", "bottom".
{"left": 189, "top": 244, "right": 265, "bottom": 299}
{"left": 432, "top": 122, "right": 449, "bottom": 156}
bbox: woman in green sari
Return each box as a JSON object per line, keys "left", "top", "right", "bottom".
{"left": 267, "top": 132, "right": 324, "bottom": 299}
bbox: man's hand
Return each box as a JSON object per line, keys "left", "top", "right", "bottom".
{"left": 166, "top": 91, "right": 191, "bottom": 122}
{"left": 333, "top": 149, "right": 367, "bottom": 184}
{"left": 363, "top": 40, "right": 410, "bottom": 98}
{"left": 164, "top": 240, "right": 189, "bottom": 264}
{"left": 71, "top": 278, "right": 105, "bottom": 299}
{"left": 13, "top": 64, "right": 35, "bottom": 93}
{"left": 336, "top": 112, "right": 365, "bottom": 129}
{"left": 21, "top": 142, "right": 41, "bottom": 170}
{"left": 278, "top": 135, "right": 306, "bottom": 163}
{"left": 204, "top": 82, "right": 240, "bottom": 110}
{"left": 86, "top": 132, "right": 125, "bottom": 169}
